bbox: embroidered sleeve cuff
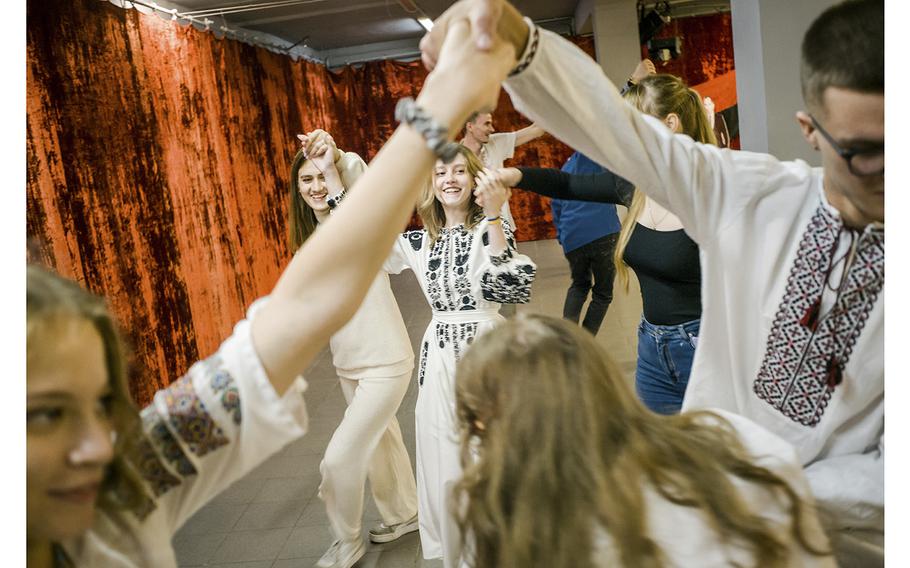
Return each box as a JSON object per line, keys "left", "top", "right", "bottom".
{"left": 488, "top": 247, "right": 514, "bottom": 267}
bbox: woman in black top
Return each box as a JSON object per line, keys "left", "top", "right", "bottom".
{"left": 485, "top": 74, "right": 717, "bottom": 414}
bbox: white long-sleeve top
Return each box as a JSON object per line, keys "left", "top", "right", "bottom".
{"left": 503, "top": 23, "right": 883, "bottom": 542}
{"left": 61, "top": 303, "right": 310, "bottom": 566}
{"left": 323, "top": 150, "right": 415, "bottom": 379}
{"left": 329, "top": 271, "right": 414, "bottom": 379}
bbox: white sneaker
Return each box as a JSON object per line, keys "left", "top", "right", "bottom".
{"left": 368, "top": 514, "right": 419, "bottom": 544}
{"left": 314, "top": 537, "right": 365, "bottom": 568}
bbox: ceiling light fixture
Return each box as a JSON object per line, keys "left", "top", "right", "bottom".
{"left": 417, "top": 17, "right": 433, "bottom": 31}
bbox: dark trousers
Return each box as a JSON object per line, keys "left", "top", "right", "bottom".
{"left": 563, "top": 233, "right": 618, "bottom": 335}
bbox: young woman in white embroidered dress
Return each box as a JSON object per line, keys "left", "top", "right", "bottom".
{"left": 454, "top": 313, "right": 834, "bottom": 568}
{"left": 382, "top": 145, "right": 536, "bottom": 567}
{"left": 287, "top": 134, "right": 418, "bottom": 568}
{"left": 25, "top": 22, "right": 517, "bottom": 568}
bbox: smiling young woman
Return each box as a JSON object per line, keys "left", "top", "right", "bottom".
{"left": 287, "top": 133, "right": 419, "bottom": 568}
{"left": 383, "top": 143, "right": 536, "bottom": 567}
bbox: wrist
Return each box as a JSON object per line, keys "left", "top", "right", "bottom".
{"left": 415, "top": 76, "right": 471, "bottom": 133}
{"left": 499, "top": 3, "right": 530, "bottom": 59}
{"left": 505, "top": 167, "right": 522, "bottom": 186}
{"left": 321, "top": 162, "right": 341, "bottom": 179}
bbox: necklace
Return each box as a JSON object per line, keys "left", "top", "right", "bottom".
{"left": 646, "top": 199, "right": 671, "bottom": 229}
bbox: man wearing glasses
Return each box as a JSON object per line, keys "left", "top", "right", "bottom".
{"left": 419, "top": 0, "right": 883, "bottom": 563}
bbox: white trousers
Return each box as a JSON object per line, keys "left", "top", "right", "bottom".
{"left": 416, "top": 310, "right": 503, "bottom": 567}
{"left": 415, "top": 385, "right": 463, "bottom": 567}
{"left": 318, "top": 372, "right": 418, "bottom": 542}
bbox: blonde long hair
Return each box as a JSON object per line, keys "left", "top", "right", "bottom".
{"left": 613, "top": 74, "right": 718, "bottom": 289}
{"left": 416, "top": 144, "right": 485, "bottom": 244}
{"left": 454, "top": 314, "right": 829, "bottom": 568}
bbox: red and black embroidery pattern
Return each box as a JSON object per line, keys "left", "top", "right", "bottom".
{"left": 753, "top": 206, "right": 884, "bottom": 426}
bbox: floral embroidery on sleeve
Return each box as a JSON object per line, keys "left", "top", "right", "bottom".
{"left": 124, "top": 432, "right": 182, "bottom": 498}
{"left": 143, "top": 411, "right": 198, "bottom": 477}
{"left": 207, "top": 356, "right": 241, "bottom": 425}
{"left": 163, "top": 375, "right": 230, "bottom": 458}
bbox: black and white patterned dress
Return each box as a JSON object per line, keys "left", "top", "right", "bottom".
{"left": 383, "top": 218, "right": 536, "bottom": 560}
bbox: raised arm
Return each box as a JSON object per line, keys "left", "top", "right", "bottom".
{"left": 498, "top": 166, "right": 633, "bottom": 206}
{"left": 513, "top": 123, "right": 545, "bottom": 147}
{"left": 500, "top": 21, "right": 786, "bottom": 245}
{"left": 252, "top": 22, "right": 517, "bottom": 394}
{"left": 474, "top": 168, "right": 512, "bottom": 255}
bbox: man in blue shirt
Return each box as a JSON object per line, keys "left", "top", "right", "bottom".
{"left": 551, "top": 152, "right": 622, "bottom": 334}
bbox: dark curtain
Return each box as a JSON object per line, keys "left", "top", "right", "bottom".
{"left": 26, "top": 0, "right": 586, "bottom": 404}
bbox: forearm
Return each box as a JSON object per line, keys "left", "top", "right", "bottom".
{"left": 514, "top": 123, "right": 545, "bottom": 146}
{"left": 516, "top": 167, "right": 628, "bottom": 204}
{"left": 322, "top": 164, "right": 345, "bottom": 195}
{"left": 503, "top": 25, "right": 744, "bottom": 244}
{"left": 485, "top": 221, "right": 508, "bottom": 255}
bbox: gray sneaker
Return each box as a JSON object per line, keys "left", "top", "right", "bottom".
{"left": 368, "top": 514, "right": 419, "bottom": 544}
{"left": 314, "top": 537, "right": 365, "bottom": 568}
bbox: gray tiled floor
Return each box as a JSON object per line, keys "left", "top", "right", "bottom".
{"left": 173, "top": 238, "right": 643, "bottom": 568}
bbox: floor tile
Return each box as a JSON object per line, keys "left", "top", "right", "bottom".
{"left": 178, "top": 501, "right": 248, "bottom": 535}
{"left": 234, "top": 499, "right": 308, "bottom": 530}
{"left": 209, "top": 528, "right": 294, "bottom": 563}
{"left": 174, "top": 531, "right": 227, "bottom": 566}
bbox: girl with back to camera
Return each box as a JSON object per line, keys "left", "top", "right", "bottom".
{"left": 454, "top": 313, "right": 833, "bottom": 568}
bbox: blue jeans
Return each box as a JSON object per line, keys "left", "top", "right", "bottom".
{"left": 635, "top": 316, "right": 700, "bottom": 415}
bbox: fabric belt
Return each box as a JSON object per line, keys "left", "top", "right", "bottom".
{"left": 431, "top": 308, "right": 501, "bottom": 324}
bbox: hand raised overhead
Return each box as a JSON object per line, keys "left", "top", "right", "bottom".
{"left": 418, "top": 0, "right": 527, "bottom": 74}
{"left": 415, "top": 17, "right": 518, "bottom": 130}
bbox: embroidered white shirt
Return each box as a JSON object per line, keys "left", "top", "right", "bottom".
{"left": 503, "top": 24, "right": 883, "bottom": 551}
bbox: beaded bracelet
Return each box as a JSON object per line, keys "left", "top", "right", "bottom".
{"left": 395, "top": 98, "right": 461, "bottom": 163}
{"left": 326, "top": 188, "right": 346, "bottom": 210}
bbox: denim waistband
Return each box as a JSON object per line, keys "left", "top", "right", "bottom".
{"left": 638, "top": 315, "right": 700, "bottom": 340}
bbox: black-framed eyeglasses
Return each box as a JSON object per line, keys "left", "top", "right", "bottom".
{"left": 809, "top": 114, "right": 884, "bottom": 177}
